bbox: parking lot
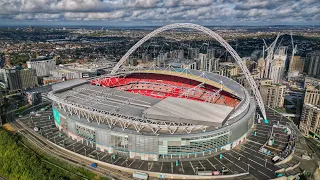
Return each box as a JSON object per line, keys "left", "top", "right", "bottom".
{"left": 17, "top": 107, "right": 300, "bottom": 179}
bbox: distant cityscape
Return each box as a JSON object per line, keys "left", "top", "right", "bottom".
{"left": 1, "top": 24, "right": 320, "bottom": 180}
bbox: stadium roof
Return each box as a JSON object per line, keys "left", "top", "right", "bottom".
{"left": 143, "top": 97, "right": 234, "bottom": 127}
{"left": 52, "top": 79, "right": 87, "bottom": 93}
{"left": 53, "top": 83, "right": 234, "bottom": 127}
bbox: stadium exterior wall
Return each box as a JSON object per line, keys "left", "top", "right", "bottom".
{"left": 52, "top": 98, "right": 256, "bottom": 161}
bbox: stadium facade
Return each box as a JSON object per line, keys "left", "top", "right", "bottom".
{"left": 48, "top": 68, "right": 256, "bottom": 161}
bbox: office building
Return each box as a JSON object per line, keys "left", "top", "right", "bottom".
{"left": 27, "top": 56, "right": 56, "bottom": 76}
{"left": 260, "top": 80, "right": 286, "bottom": 108}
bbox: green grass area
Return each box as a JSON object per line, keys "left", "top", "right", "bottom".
{"left": 0, "top": 127, "right": 108, "bottom": 180}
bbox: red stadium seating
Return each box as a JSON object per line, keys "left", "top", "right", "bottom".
{"left": 91, "top": 73, "right": 240, "bottom": 107}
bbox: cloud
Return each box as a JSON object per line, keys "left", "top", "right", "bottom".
{"left": 0, "top": 0, "right": 318, "bottom": 25}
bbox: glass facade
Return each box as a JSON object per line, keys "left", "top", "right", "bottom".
{"left": 76, "top": 124, "right": 96, "bottom": 142}
{"left": 54, "top": 101, "right": 255, "bottom": 161}
{"left": 111, "top": 135, "right": 129, "bottom": 152}
{"left": 163, "top": 131, "right": 229, "bottom": 155}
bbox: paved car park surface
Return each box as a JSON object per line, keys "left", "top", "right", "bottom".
{"left": 18, "top": 107, "right": 301, "bottom": 180}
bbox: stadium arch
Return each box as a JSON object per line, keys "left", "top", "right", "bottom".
{"left": 111, "top": 23, "right": 268, "bottom": 121}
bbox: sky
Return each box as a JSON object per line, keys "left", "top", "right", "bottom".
{"left": 0, "top": 0, "right": 319, "bottom": 27}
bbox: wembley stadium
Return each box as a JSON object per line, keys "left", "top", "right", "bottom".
{"left": 48, "top": 67, "right": 256, "bottom": 162}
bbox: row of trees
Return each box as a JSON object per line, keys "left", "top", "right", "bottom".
{"left": 0, "top": 128, "right": 106, "bottom": 180}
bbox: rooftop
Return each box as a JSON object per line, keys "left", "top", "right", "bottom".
{"left": 144, "top": 97, "right": 233, "bottom": 127}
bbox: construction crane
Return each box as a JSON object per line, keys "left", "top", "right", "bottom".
{"left": 288, "top": 32, "right": 298, "bottom": 79}
{"left": 263, "top": 33, "right": 280, "bottom": 78}
{"left": 290, "top": 32, "right": 298, "bottom": 63}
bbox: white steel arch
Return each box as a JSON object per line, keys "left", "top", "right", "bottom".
{"left": 111, "top": 23, "right": 267, "bottom": 120}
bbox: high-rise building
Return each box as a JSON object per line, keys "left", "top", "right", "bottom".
{"left": 307, "top": 51, "right": 320, "bottom": 78}
{"left": 188, "top": 48, "right": 199, "bottom": 59}
{"left": 260, "top": 80, "right": 286, "bottom": 108}
{"left": 299, "top": 80, "right": 320, "bottom": 139}
{"left": 299, "top": 104, "right": 320, "bottom": 138}
{"left": 186, "top": 62, "right": 197, "bottom": 70}
{"left": 169, "top": 50, "right": 184, "bottom": 59}
{"left": 289, "top": 56, "right": 304, "bottom": 74}
{"left": 5, "top": 68, "right": 21, "bottom": 91}
{"left": 265, "top": 46, "right": 287, "bottom": 83}
{"left": 0, "top": 69, "right": 8, "bottom": 89}
{"left": 207, "top": 48, "right": 216, "bottom": 59}
{"left": 156, "top": 52, "right": 168, "bottom": 67}
{"left": 142, "top": 53, "right": 152, "bottom": 63}
{"left": 0, "top": 68, "right": 38, "bottom": 91}
{"left": 199, "top": 53, "right": 219, "bottom": 72}
{"left": 288, "top": 56, "right": 304, "bottom": 79}
{"left": 269, "top": 58, "right": 285, "bottom": 84}
{"left": 19, "top": 68, "right": 38, "bottom": 89}
{"left": 199, "top": 53, "right": 208, "bottom": 71}
{"left": 257, "top": 58, "right": 266, "bottom": 79}
{"left": 273, "top": 46, "right": 287, "bottom": 62}
{"left": 27, "top": 56, "right": 56, "bottom": 76}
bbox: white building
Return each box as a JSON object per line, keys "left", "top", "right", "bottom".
{"left": 269, "top": 59, "right": 285, "bottom": 84}
{"left": 269, "top": 46, "right": 287, "bottom": 84}
{"left": 27, "top": 56, "right": 56, "bottom": 76}
{"left": 198, "top": 53, "right": 219, "bottom": 72}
